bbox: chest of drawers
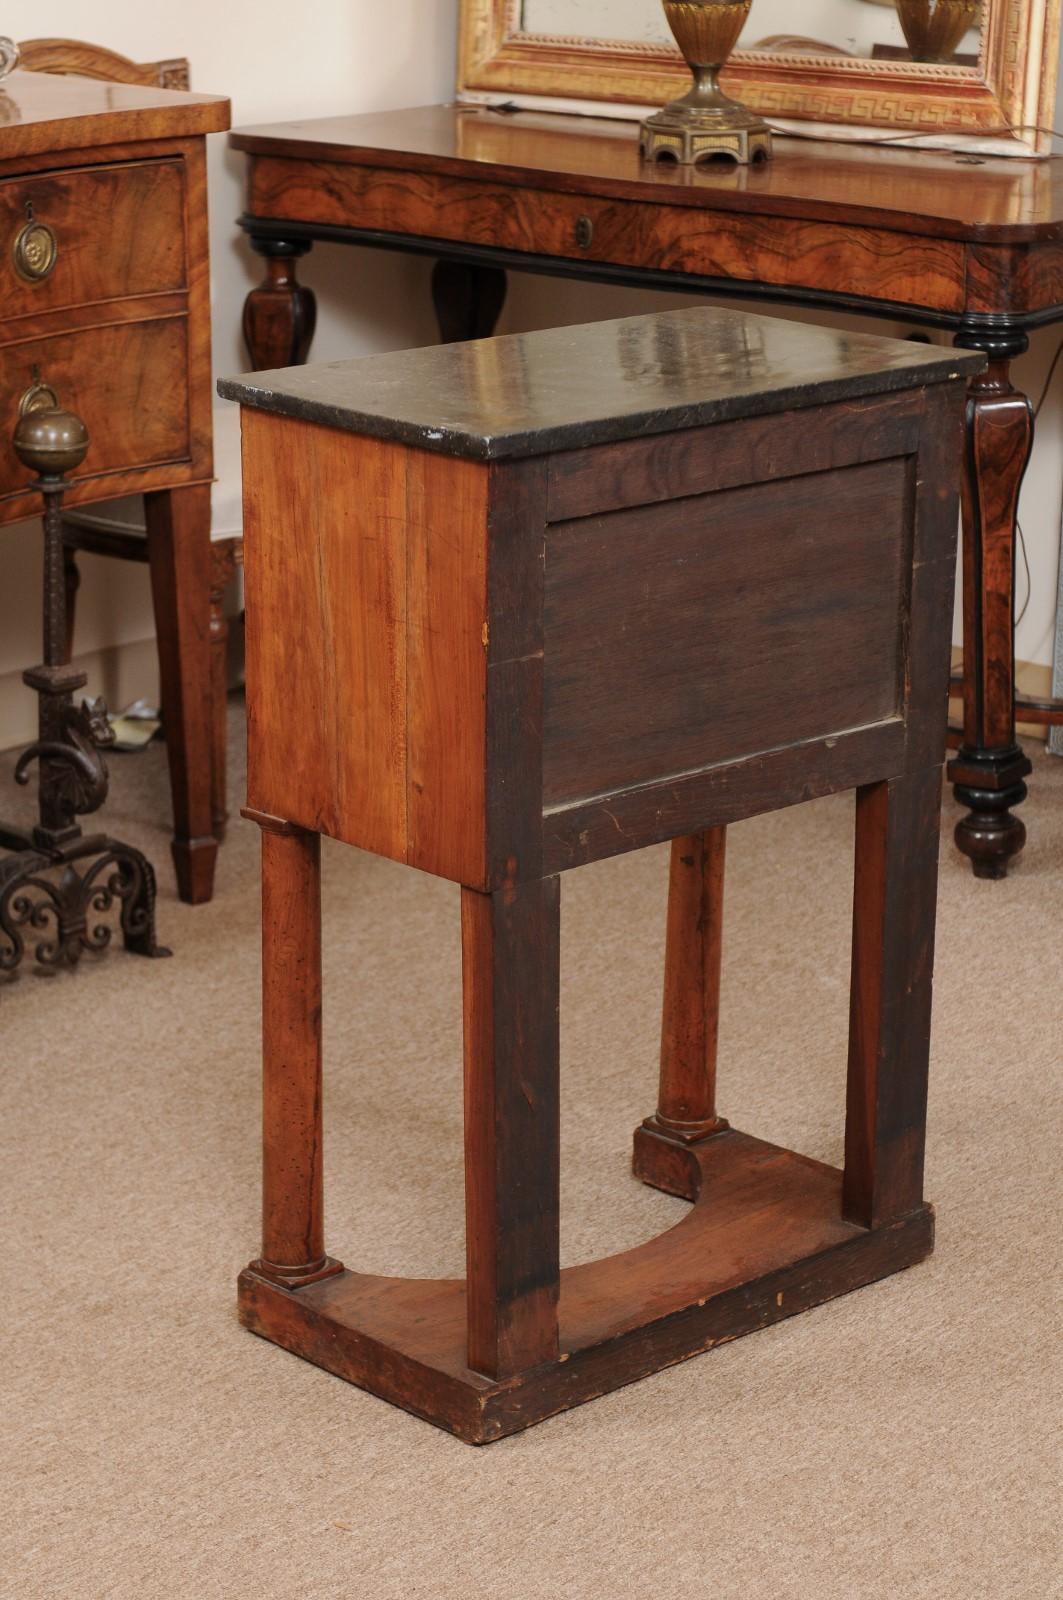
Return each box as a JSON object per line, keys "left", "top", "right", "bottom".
{"left": 1, "top": 69, "right": 230, "bottom": 902}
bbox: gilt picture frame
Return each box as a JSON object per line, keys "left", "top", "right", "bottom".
{"left": 458, "top": 0, "right": 1061, "bottom": 155}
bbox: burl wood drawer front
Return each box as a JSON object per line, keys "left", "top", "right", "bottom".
{"left": 1, "top": 317, "right": 189, "bottom": 502}
{"left": 1, "top": 159, "right": 186, "bottom": 319}
{"left": 249, "top": 160, "right": 967, "bottom": 315}
{"left": 542, "top": 458, "right": 910, "bottom": 809}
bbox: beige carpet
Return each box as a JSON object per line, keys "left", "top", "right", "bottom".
{"left": 1, "top": 700, "right": 1060, "bottom": 1600}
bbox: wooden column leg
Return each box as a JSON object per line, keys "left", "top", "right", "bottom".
{"left": 843, "top": 769, "right": 943, "bottom": 1230}
{"left": 461, "top": 877, "right": 560, "bottom": 1380}
{"left": 431, "top": 260, "right": 508, "bottom": 344}
{"left": 250, "top": 814, "right": 342, "bottom": 1287}
{"left": 947, "top": 333, "right": 1033, "bottom": 880}
{"left": 144, "top": 483, "right": 219, "bottom": 904}
{"left": 243, "top": 237, "right": 317, "bottom": 370}
{"left": 634, "top": 829, "right": 730, "bottom": 1200}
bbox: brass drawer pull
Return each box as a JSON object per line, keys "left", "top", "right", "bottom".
{"left": 575, "top": 214, "right": 594, "bottom": 249}
{"left": 18, "top": 377, "right": 60, "bottom": 418}
{"left": 13, "top": 202, "right": 58, "bottom": 283}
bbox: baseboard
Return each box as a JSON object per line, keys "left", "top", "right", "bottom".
{"left": 0, "top": 636, "right": 160, "bottom": 754}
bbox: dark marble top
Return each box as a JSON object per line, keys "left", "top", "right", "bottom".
{"left": 218, "top": 307, "right": 983, "bottom": 462}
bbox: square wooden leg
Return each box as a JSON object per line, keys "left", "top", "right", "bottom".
{"left": 238, "top": 818, "right": 934, "bottom": 1444}
{"left": 144, "top": 484, "right": 219, "bottom": 904}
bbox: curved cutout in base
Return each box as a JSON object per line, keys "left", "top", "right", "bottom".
{"left": 238, "top": 1129, "right": 933, "bottom": 1443}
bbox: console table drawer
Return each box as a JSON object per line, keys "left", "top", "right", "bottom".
{"left": 1, "top": 159, "right": 186, "bottom": 319}
{"left": 0, "top": 316, "right": 190, "bottom": 501}
{"left": 248, "top": 159, "right": 967, "bottom": 315}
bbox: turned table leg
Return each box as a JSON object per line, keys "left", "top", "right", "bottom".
{"left": 634, "top": 830, "right": 729, "bottom": 1200}
{"left": 461, "top": 878, "right": 560, "bottom": 1380}
{"left": 243, "top": 237, "right": 317, "bottom": 370}
{"left": 144, "top": 483, "right": 219, "bottom": 904}
{"left": 431, "top": 260, "right": 507, "bottom": 345}
{"left": 844, "top": 770, "right": 942, "bottom": 1229}
{"left": 947, "top": 331, "right": 1034, "bottom": 879}
{"left": 250, "top": 814, "right": 342, "bottom": 1287}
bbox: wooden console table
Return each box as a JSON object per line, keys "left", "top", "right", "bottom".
{"left": 222, "top": 307, "right": 977, "bottom": 1441}
{"left": 1, "top": 69, "right": 230, "bottom": 902}
{"left": 231, "top": 103, "right": 1063, "bottom": 880}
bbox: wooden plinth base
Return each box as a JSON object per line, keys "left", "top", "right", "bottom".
{"left": 238, "top": 1130, "right": 933, "bottom": 1444}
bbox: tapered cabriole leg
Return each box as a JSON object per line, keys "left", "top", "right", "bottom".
{"left": 947, "top": 332, "right": 1033, "bottom": 880}
{"left": 843, "top": 771, "right": 942, "bottom": 1230}
{"left": 461, "top": 877, "right": 560, "bottom": 1381}
{"left": 634, "top": 829, "right": 729, "bottom": 1200}
{"left": 253, "top": 817, "right": 342, "bottom": 1287}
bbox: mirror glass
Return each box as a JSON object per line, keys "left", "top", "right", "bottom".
{"left": 520, "top": 0, "right": 984, "bottom": 67}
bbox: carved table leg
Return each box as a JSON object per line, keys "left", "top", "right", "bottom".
{"left": 249, "top": 814, "right": 342, "bottom": 1288}
{"left": 461, "top": 877, "right": 560, "bottom": 1380}
{"left": 634, "top": 828, "right": 730, "bottom": 1201}
{"left": 947, "top": 331, "right": 1033, "bottom": 879}
{"left": 844, "top": 770, "right": 942, "bottom": 1229}
{"left": 431, "top": 260, "right": 508, "bottom": 345}
{"left": 144, "top": 483, "right": 219, "bottom": 904}
{"left": 243, "top": 237, "right": 317, "bottom": 370}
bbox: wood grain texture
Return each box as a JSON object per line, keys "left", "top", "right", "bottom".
{"left": 654, "top": 831, "right": 728, "bottom": 1140}
{"left": 546, "top": 389, "right": 924, "bottom": 522}
{"left": 258, "top": 823, "right": 329, "bottom": 1278}
{"left": 1, "top": 158, "right": 186, "bottom": 319}
{"left": 0, "top": 66, "right": 228, "bottom": 160}
{"left": 248, "top": 159, "right": 967, "bottom": 316}
{"left": 542, "top": 458, "right": 909, "bottom": 808}
{"left": 1, "top": 135, "right": 217, "bottom": 530}
{"left": 462, "top": 878, "right": 561, "bottom": 1380}
{"left": 843, "top": 768, "right": 943, "bottom": 1230}
{"left": 17, "top": 37, "right": 190, "bottom": 90}
{"left": 241, "top": 410, "right": 491, "bottom": 884}
{"left": 237, "top": 325, "right": 966, "bottom": 1440}
{"left": 0, "top": 316, "right": 189, "bottom": 503}
{"left": 242, "top": 243, "right": 317, "bottom": 371}
{"left": 484, "top": 459, "right": 549, "bottom": 888}
{"left": 543, "top": 719, "right": 906, "bottom": 873}
{"left": 945, "top": 354, "right": 1035, "bottom": 878}
{"left": 233, "top": 104, "right": 1063, "bottom": 245}
{"left": 238, "top": 1129, "right": 933, "bottom": 1443}
{"left": 144, "top": 482, "right": 218, "bottom": 904}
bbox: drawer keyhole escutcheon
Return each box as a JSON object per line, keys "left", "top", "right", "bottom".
{"left": 13, "top": 202, "right": 58, "bottom": 283}
{"left": 575, "top": 215, "right": 594, "bottom": 249}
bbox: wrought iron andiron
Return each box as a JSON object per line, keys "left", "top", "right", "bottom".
{"left": 0, "top": 385, "right": 170, "bottom": 975}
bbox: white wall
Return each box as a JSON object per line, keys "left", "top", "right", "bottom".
{"left": 1, "top": 0, "right": 1060, "bottom": 748}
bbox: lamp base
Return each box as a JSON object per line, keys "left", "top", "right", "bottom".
{"left": 640, "top": 103, "right": 772, "bottom": 167}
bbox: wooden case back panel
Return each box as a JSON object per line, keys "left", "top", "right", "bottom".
{"left": 0, "top": 159, "right": 186, "bottom": 320}
{"left": 242, "top": 410, "right": 489, "bottom": 883}
{"left": 543, "top": 457, "right": 911, "bottom": 809}
{"left": 0, "top": 316, "right": 189, "bottom": 503}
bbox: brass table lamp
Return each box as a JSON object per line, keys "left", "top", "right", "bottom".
{"left": 641, "top": 1, "right": 771, "bottom": 168}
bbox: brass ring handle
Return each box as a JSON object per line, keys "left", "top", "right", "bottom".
{"left": 18, "top": 379, "right": 60, "bottom": 419}
{"left": 13, "top": 212, "right": 59, "bottom": 283}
